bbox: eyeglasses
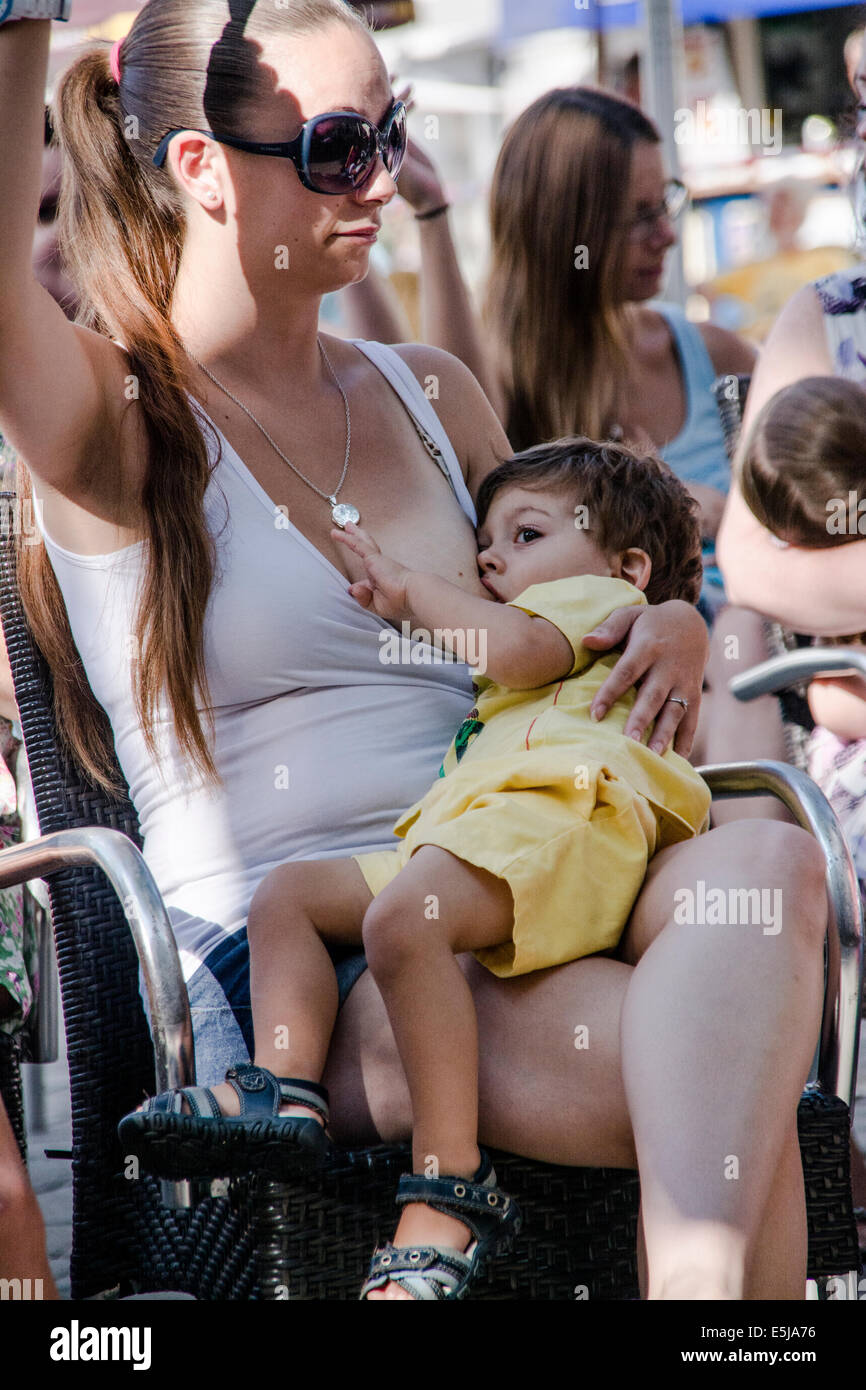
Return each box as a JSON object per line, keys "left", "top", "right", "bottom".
{"left": 625, "top": 179, "right": 689, "bottom": 241}
{"left": 152, "top": 99, "right": 407, "bottom": 195}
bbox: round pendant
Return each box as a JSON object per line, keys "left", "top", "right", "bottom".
{"left": 331, "top": 502, "right": 360, "bottom": 529}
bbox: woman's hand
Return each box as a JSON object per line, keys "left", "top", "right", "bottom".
{"left": 331, "top": 522, "right": 412, "bottom": 620}
{"left": 391, "top": 82, "right": 449, "bottom": 217}
{"left": 583, "top": 601, "right": 708, "bottom": 755}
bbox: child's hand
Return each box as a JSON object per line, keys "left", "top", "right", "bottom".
{"left": 331, "top": 522, "right": 413, "bottom": 619}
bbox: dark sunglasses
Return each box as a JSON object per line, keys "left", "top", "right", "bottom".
{"left": 152, "top": 99, "right": 407, "bottom": 195}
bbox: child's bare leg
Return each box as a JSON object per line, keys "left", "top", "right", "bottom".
{"left": 361, "top": 845, "right": 513, "bottom": 1301}
{"left": 202, "top": 859, "right": 371, "bottom": 1119}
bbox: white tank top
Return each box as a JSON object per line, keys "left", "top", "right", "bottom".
{"left": 34, "top": 340, "right": 478, "bottom": 975}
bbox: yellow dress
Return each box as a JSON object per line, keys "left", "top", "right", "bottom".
{"left": 353, "top": 575, "right": 711, "bottom": 978}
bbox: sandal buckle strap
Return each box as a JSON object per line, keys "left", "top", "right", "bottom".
{"left": 369, "top": 1244, "right": 469, "bottom": 1278}
{"left": 183, "top": 1086, "right": 222, "bottom": 1120}
{"left": 396, "top": 1173, "right": 512, "bottom": 1219}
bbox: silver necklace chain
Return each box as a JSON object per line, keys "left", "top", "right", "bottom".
{"left": 185, "top": 337, "right": 360, "bottom": 528}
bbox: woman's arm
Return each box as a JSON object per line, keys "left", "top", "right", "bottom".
{"left": 716, "top": 285, "right": 866, "bottom": 632}
{"left": 339, "top": 265, "right": 413, "bottom": 344}
{"left": 698, "top": 321, "right": 758, "bottom": 379}
{"left": 364, "top": 132, "right": 505, "bottom": 416}
{"left": 0, "top": 20, "right": 115, "bottom": 497}
{"left": 412, "top": 209, "right": 504, "bottom": 416}
{"left": 582, "top": 601, "right": 709, "bottom": 756}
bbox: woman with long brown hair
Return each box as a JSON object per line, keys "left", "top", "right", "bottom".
{"left": 0, "top": 0, "right": 826, "bottom": 1299}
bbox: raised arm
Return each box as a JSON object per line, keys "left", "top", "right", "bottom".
{"left": 0, "top": 19, "right": 117, "bottom": 498}
{"left": 716, "top": 285, "right": 866, "bottom": 634}
{"left": 347, "top": 128, "right": 505, "bottom": 417}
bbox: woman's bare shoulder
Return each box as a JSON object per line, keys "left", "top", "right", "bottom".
{"left": 696, "top": 322, "right": 757, "bottom": 375}
{"left": 389, "top": 343, "right": 511, "bottom": 492}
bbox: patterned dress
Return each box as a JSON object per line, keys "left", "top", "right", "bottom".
{"left": 0, "top": 436, "right": 35, "bottom": 1035}
{"left": 0, "top": 718, "right": 33, "bottom": 1035}
{"left": 804, "top": 269, "right": 866, "bottom": 902}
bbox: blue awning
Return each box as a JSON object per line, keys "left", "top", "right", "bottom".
{"left": 501, "top": 0, "right": 862, "bottom": 38}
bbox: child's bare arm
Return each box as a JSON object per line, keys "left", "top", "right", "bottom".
{"left": 332, "top": 523, "right": 572, "bottom": 688}
{"left": 807, "top": 675, "right": 866, "bottom": 742}
{"left": 404, "top": 572, "right": 573, "bottom": 688}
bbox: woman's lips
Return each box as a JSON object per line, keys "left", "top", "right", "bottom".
{"left": 339, "top": 228, "right": 379, "bottom": 241}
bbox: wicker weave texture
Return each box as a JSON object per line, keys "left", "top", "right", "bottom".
{"left": 0, "top": 1032, "right": 26, "bottom": 1163}
{"left": 248, "top": 1148, "right": 640, "bottom": 1302}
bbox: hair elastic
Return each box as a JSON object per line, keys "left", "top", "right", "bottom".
{"left": 110, "top": 38, "right": 123, "bottom": 85}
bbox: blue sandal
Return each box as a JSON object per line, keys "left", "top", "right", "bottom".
{"left": 360, "top": 1151, "right": 521, "bottom": 1300}
{"left": 117, "top": 1063, "right": 331, "bottom": 1179}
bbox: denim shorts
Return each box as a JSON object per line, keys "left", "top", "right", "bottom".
{"left": 185, "top": 925, "right": 367, "bottom": 1088}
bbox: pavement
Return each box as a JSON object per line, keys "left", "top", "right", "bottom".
{"left": 23, "top": 1037, "right": 72, "bottom": 1300}
{"left": 22, "top": 990, "right": 866, "bottom": 1301}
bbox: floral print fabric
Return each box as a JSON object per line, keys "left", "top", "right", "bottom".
{"left": 0, "top": 716, "right": 35, "bottom": 1036}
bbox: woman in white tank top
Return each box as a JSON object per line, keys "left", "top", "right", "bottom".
{"left": 0, "top": 0, "right": 827, "bottom": 1300}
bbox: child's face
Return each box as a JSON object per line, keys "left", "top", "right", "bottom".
{"left": 476, "top": 485, "right": 625, "bottom": 602}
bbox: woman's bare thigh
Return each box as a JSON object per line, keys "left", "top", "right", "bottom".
{"left": 323, "top": 950, "right": 637, "bottom": 1168}
{"left": 323, "top": 819, "right": 824, "bottom": 1167}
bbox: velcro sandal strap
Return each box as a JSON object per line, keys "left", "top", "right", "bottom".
{"left": 223, "top": 1065, "right": 282, "bottom": 1117}
{"left": 276, "top": 1077, "right": 330, "bottom": 1125}
{"left": 143, "top": 1088, "right": 205, "bottom": 1117}
{"left": 182, "top": 1086, "right": 222, "bottom": 1119}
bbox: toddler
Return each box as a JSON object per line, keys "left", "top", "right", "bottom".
{"left": 122, "top": 436, "right": 712, "bottom": 1300}
{"left": 738, "top": 376, "right": 866, "bottom": 908}
{"left": 738, "top": 375, "right": 866, "bottom": 741}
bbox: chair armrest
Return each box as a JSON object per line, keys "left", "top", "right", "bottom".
{"left": 0, "top": 826, "right": 194, "bottom": 1095}
{"left": 699, "top": 760, "right": 863, "bottom": 1110}
{"left": 729, "top": 647, "right": 866, "bottom": 701}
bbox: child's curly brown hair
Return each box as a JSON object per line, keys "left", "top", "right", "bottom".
{"left": 475, "top": 436, "right": 704, "bottom": 606}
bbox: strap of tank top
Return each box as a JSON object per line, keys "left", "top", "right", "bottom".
{"left": 653, "top": 302, "right": 716, "bottom": 394}
{"left": 350, "top": 339, "right": 477, "bottom": 525}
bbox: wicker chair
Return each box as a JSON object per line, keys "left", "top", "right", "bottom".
{"left": 0, "top": 487, "right": 861, "bottom": 1300}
